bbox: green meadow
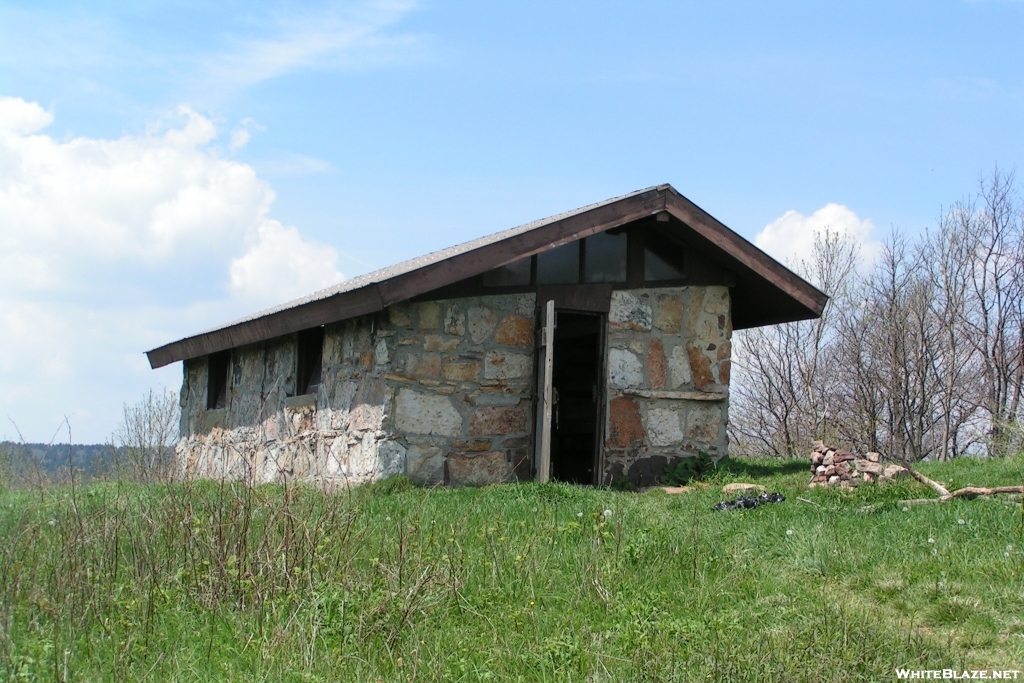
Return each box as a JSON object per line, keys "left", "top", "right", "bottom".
{"left": 1, "top": 456, "right": 1022, "bottom": 682}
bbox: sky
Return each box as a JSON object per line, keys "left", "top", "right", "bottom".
{"left": 1, "top": 0, "right": 1023, "bottom": 443}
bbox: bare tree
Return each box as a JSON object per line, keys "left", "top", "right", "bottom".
{"left": 921, "top": 210, "right": 984, "bottom": 459}
{"left": 959, "top": 169, "right": 1024, "bottom": 454}
{"left": 111, "top": 388, "right": 181, "bottom": 482}
{"left": 732, "top": 169, "right": 1024, "bottom": 460}
{"left": 730, "top": 229, "right": 859, "bottom": 457}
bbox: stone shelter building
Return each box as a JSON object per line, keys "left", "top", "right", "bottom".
{"left": 147, "top": 185, "right": 826, "bottom": 487}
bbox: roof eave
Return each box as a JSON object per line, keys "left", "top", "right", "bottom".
{"left": 146, "top": 187, "right": 668, "bottom": 369}
{"left": 663, "top": 189, "right": 828, "bottom": 320}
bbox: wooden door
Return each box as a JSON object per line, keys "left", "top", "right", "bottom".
{"left": 534, "top": 300, "right": 555, "bottom": 482}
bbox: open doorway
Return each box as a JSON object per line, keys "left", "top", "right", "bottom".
{"left": 549, "top": 311, "right": 603, "bottom": 484}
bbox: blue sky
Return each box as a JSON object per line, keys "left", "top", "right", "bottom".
{"left": 1, "top": 0, "right": 1022, "bottom": 443}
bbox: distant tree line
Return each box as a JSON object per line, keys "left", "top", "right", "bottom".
{"left": 731, "top": 169, "right": 1024, "bottom": 461}
{"left": 1, "top": 388, "right": 179, "bottom": 488}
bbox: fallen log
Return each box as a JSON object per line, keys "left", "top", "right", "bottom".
{"left": 856, "top": 454, "right": 1024, "bottom": 512}
{"left": 903, "top": 466, "right": 950, "bottom": 497}
{"left": 903, "top": 485, "right": 1024, "bottom": 504}
{"left": 858, "top": 485, "right": 1024, "bottom": 513}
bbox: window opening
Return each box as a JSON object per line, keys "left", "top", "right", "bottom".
{"left": 644, "top": 231, "right": 687, "bottom": 281}
{"left": 583, "top": 231, "right": 627, "bottom": 283}
{"left": 482, "top": 256, "right": 532, "bottom": 287}
{"left": 297, "top": 327, "right": 324, "bottom": 396}
{"left": 537, "top": 242, "right": 581, "bottom": 285}
{"left": 207, "top": 350, "right": 230, "bottom": 410}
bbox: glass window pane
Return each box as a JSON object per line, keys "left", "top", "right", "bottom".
{"left": 584, "top": 232, "right": 627, "bottom": 283}
{"left": 537, "top": 242, "right": 580, "bottom": 284}
{"left": 482, "top": 256, "right": 532, "bottom": 287}
{"left": 645, "top": 248, "right": 685, "bottom": 281}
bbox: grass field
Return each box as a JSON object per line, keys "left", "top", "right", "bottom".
{"left": 1, "top": 456, "right": 1022, "bottom": 681}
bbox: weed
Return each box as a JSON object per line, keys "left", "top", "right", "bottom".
{"left": 659, "top": 451, "right": 715, "bottom": 486}
{"left": 0, "top": 456, "right": 1021, "bottom": 680}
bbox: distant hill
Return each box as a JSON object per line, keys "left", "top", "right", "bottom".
{"left": 0, "top": 442, "right": 117, "bottom": 481}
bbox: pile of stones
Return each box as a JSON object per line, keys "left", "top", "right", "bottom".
{"left": 808, "top": 441, "right": 908, "bottom": 488}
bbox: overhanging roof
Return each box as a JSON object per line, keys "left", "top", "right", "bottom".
{"left": 147, "top": 184, "right": 827, "bottom": 369}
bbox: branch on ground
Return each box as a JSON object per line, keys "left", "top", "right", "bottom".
{"left": 877, "top": 453, "right": 1023, "bottom": 508}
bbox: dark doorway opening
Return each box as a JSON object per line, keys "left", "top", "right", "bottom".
{"left": 550, "top": 311, "right": 603, "bottom": 485}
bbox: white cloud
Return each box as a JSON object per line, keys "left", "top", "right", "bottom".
{"left": 204, "top": 1, "right": 423, "bottom": 90}
{"left": 755, "top": 203, "right": 882, "bottom": 268}
{"left": 229, "top": 117, "right": 265, "bottom": 151}
{"left": 0, "top": 97, "right": 344, "bottom": 442}
{"left": 0, "top": 96, "right": 53, "bottom": 134}
{"left": 230, "top": 220, "right": 344, "bottom": 304}
{"left": 0, "top": 100, "right": 269, "bottom": 293}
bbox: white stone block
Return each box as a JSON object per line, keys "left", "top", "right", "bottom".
{"left": 468, "top": 307, "right": 497, "bottom": 343}
{"left": 609, "top": 291, "right": 652, "bottom": 331}
{"left": 608, "top": 348, "right": 643, "bottom": 389}
{"left": 686, "top": 406, "right": 722, "bottom": 443}
{"left": 647, "top": 407, "right": 684, "bottom": 446}
{"left": 394, "top": 388, "right": 463, "bottom": 436}
{"left": 669, "top": 345, "right": 691, "bottom": 388}
{"left": 484, "top": 350, "right": 532, "bottom": 379}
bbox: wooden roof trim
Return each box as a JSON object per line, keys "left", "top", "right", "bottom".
{"left": 146, "top": 285, "right": 385, "bottom": 369}
{"left": 146, "top": 189, "right": 665, "bottom": 368}
{"left": 147, "top": 185, "right": 828, "bottom": 370}
{"left": 377, "top": 189, "right": 663, "bottom": 305}
{"left": 664, "top": 191, "right": 828, "bottom": 316}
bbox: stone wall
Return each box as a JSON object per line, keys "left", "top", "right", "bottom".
{"left": 176, "top": 285, "right": 731, "bottom": 489}
{"left": 177, "top": 293, "right": 537, "bottom": 487}
{"left": 602, "top": 286, "right": 731, "bottom": 486}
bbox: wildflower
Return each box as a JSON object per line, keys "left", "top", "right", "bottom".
{"left": 529, "top": 600, "right": 535, "bottom": 606}
{"left": 931, "top": 548, "right": 938, "bottom": 556}
{"left": 577, "top": 512, "right": 583, "bottom": 518}
{"left": 957, "top": 519, "right": 965, "bottom": 526}
{"left": 928, "top": 538, "right": 934, "bottom": 544}
{"left": 1007, "top": 545, "right": 1014, "bottom": 553}
{"left": 385, "top": 516, "right": 391, "bottom": 522}
{"left": 902, "top": 507, "right": 909, "bottom": 512}
{"left": 47, "top": 519, "right": 55, "bottom": 527}
{"left": 532, "top": 507, "right": 538, "bottom": 513}
{"left": 786, "top": 529, "right": 793, "bottom": 536}
{"left": 602, "top": 509, "right": 613, "bottom": 518}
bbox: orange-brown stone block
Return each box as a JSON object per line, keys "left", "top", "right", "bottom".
{"left": 442, "top": 361, "right": 481, "bottom": 382}
{"left": 717, "top": 360, "right": 731, "bottom": 386}
{"left": 413, "top": 354, "right": 442, "bottom": 379}
{"left": 686, "top": 341, "right": 716, "bottom": 391}
{"left": 654, "top": 294, "right": 683, "bottom": 333}
{"left": 469, "top": 405, "right": 528, "bottom": 436}
{"left": 648, "top": 339, "right": 666, "bottom": 390}
{"left": 494, "top": 315, "right": 534, "bottom": 347}
{"left": 447, "top": 451, "right": 509, "bottom": 486}
{"left": 607, "top": 396, "right": 644, "bottom": 448}
{"left": 451, "top": 439, "right": 493, "bottom": 452}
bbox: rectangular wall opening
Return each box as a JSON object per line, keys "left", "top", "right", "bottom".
{"left": 297, "top": 327, "right": 324, "bottom": 396}
{"left": 207, "top": 350, "right": 230, "bottom": 410}
{"left": 549, "top": 311, "right": 603, "bottom": 485}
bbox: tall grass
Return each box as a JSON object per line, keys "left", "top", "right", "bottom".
{"left": 0, "top": 455, "right": 1022, "bottom": 681}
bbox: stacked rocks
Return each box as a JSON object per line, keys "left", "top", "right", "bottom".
{"left": 808, "top": 442, "right": 908, "bottom": 488}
